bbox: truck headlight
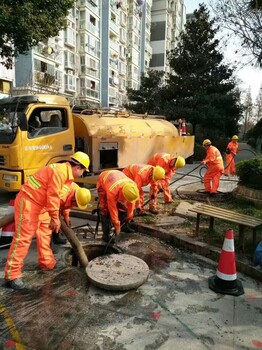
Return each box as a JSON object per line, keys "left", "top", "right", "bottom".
{"left": 2, "top": 174, "right": 18, "bottom": 182}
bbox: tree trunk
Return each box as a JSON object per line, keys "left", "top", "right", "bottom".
{"left": 60, "top": 217, "right": 89, "bottom": 267}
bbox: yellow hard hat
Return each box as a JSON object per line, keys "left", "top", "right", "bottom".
{"left": 175, "top": 156, "right": 186, "bottom": 169}
{"left": 75, "top": 188, "right": 91, "bottom": 209}
{"left": 71, "top": 151, "right": 90, "bottom": 171}
{"left": 122, "top": 182, "right": 139, "bottom": 203}
{"left": 152, "top": 166, "right": 165, "bottom": 181}
{"left": 202, "top": 139, "right": 212, "bottom": 146}
{"left": 232, "top": 135, "right": 238, "bottom": 140}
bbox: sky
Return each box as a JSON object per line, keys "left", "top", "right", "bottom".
{"left": 184, "top": 0, "right": 262, "bottom": 100}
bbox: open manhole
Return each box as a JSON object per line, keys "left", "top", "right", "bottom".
{"left": 63, "top": 242, "right": 123, "bottom": 267}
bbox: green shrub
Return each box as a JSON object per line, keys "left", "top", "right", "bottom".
{"left": 236, "top": 158, "right": 262, "bottom": 190}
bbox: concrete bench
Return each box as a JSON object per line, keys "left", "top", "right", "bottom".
{"left": 188, "top": 204, "right": 262, "bottom": 251}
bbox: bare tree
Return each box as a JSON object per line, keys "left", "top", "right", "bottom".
{"left": 213, "top": 0, "right": 262, "bottom": 66}
{"left": 243, "top": 88, "right": 254, "bottom": 138}
{"left": 254, "top": 84, "right": 262, "bottom": 122}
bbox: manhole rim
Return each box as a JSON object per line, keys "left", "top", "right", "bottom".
{"left": 62, "top": 242, "right": 123, "bottom": 267}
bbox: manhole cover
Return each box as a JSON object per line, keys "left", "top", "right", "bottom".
{"left": 86, "top": 254, "right": 149, "bottom": 291}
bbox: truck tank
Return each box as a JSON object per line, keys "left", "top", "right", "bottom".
{"left": 72, "top": 111, "right": 195, "bottom": 174}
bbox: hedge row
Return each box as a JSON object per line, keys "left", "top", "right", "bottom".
{"left": 236, "top": 158, "right": 262, "bottom": 190}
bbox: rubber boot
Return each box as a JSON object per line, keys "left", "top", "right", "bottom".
{"left": 6, "top": 278, "right": 25, "bottom": 290}
{"left": 52, "top": 232, "right": 67, "bottom": 245}
{"left": 101, "top": 215, "right": 114, "bottom": 243}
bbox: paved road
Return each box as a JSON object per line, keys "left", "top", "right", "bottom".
{"left": 235, "top": 142, "right": 259, "bottom": 163}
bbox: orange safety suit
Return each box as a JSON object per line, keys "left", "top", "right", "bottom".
{"left": 36, "top": 182, "right": 79, "bottom": 270}
{"left": 123, "top": 164, "right": 158, "bottom": 211}
{"left": 148, "top": 153, "right": 175, "bottom": 210}
{"left": 203, "top": 145, "right": 224, "bottom": 194}
{"left": 5, "top": 162, "right": 74, "bottom": 282}
{"left": 96, "top": 170, "right": 136, "bottom": 233}
{"left": 224, "top": 141, "right": 238, "bottom": 176}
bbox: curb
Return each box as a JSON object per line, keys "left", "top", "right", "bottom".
{"left": 36, "top": 209, "right": 262, "bottom": 282}
{"left": 135, "top": 222, "right": 262, "bottom": 283}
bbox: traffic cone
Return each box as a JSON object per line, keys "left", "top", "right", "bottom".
{"left": 0, "top": 200, "right": 15, "bottom": 248}
{"left": 208, "top": 229, "right": 244, "bottom": 296}
{"left": 181, "top": 119, "right": 186, "bottom": 136}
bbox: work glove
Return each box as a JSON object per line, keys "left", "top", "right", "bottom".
{"left": 114, "top": 222, "right": 121, "bottom": 236}
{"left": 49, "top": 217, "right": 61, "bottom": 233}
{"left": 62, "top": 210, "right": 71, "bottom": 227}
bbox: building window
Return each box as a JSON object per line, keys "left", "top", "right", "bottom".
{"left": 0, "top": 80, "right": 11, "bottom": 94}
{"left": 90, "top": 15, "right": 96, "bottom": 25}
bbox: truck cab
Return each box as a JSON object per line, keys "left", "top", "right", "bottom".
{"left": 0, "top": 95, "right": 75, "bottom": 191}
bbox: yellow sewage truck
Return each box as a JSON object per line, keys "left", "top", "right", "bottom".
{"left": 0, "top": 94, "right": 194, "bottom": 192}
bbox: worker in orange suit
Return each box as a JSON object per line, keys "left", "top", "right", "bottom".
{"left": 147, "top": 153, "right": 186, "bottom": 214}
{"left": 224, "top": 135, "right": 239, "bottom": 176}
{"left": 123, "top": 164, "right": 165, "bottom": 215}
{"left": 202, "top": 139, "right": 224, "bottom": 195}
{"left": 36, "top": 183, "right": 91, "bottom": 271}
{"left": 96, "top": 170, "right": 139, "bottom": 243}
{"left": 4, "top": 151, "right": 90, "bottom": 290}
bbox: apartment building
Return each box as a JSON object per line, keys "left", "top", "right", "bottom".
{"left": 8, "top": 0, "right": 184, "bottom": 107}
{"left": 14, "top": 5, "right": 79, "bottom": 104}
{"left": 150, "top": 0, "right": 186, "bottom": 73}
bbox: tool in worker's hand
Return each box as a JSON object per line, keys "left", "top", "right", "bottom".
{"left": 103, "top": 220, "right": 127, "bottom": 254}
{"left": 103, "top": 232, "right": 116, "bottom": 255}
{"left": 92, "top": 207, "right": 100, "bottom": 240}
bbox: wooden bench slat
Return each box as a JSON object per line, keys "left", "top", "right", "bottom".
{"left": 189, "top": 205, "right": 262, "bottom": 227}
{"left": 192, "top": 204, "right": 262, "bottom": 222}
{"left": 188, "top": 203, "right": 261, "bottom": 250}
{"left": 189, "top": 209, "right": 262, "bottom": 227}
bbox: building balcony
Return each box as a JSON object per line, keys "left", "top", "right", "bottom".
{"left": 110, "top": 40, "right": 119, "bottom": 53}
{"left": 65, "top": 83, "right": 76, "bottom": 92}
{"left": 109, "top": 96, "right": 118, "bottom": 105}
{"left": 110, "top": 20, "right": 119, "bottom": 35}
{"left": 34, "top": 71, "right": 56, "bottom": 86}
{"left": 80, "top": 67, "right": 99, "bottom": 79}
{"left": 80, "top": 87, "right": 99, "bottom": 99}
{"left": 64, "top": 33, "right": 76, "bottom": 48}
{"left": 109, "top": 77, "right": 119, "bottom": 87}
